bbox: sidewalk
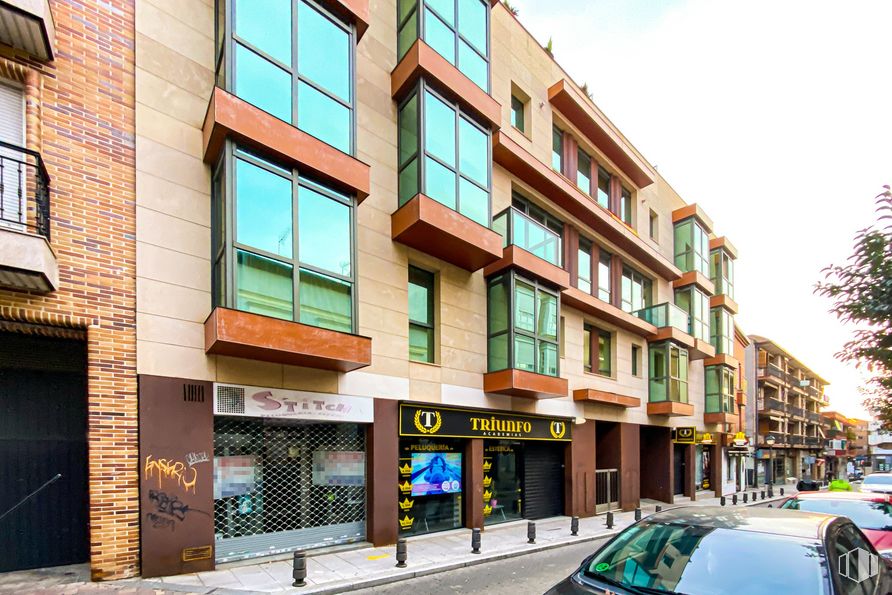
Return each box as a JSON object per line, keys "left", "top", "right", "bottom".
{"left": 2, "top": 483, "right": 796, "bottom": 595}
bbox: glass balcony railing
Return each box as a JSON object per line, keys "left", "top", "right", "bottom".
{"left": 492, "top": 207, "right": 561, "bottom": 266}
{"left": 634, "top": 302, "right": 690, "bottom": 333}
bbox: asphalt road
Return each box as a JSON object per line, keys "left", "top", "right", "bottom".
{"left": 353, "top": 538, "right": 607, "bottom": 595}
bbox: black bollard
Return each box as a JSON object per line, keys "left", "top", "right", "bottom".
{"left": 527, "top": 521, "right": 536, "bottom": 544}
{"left": 655, "top": 505, "right": 662, "bottom": 512}
{"left": 606, "top": 511, "right": 614, "bottom": 529}
{"left": 732, "top": 494, "right": 738, "bottom": 505}
{"left": 720, "top": 496, "right": 726, "bottom": 506}
{"left": 743, "top": 493, "right": 748, "bottom": 504}
{"left": 571, "top": 516, "right": 579, "bottom": 536}
{"left": 471, "top": 528, "right": 481, "bottom": 554}
{"left": 780, "top": 487, "right": 784, "bottom": 496}
{"left": 292, "top": 551, "right": 307, "bottom": 587}
{"left": 396, "top": 538, "right": 407, "bottom": 567}
{"left": 768, "top": 487, "right": 774, "bottom": 498}
{"left": 634, "top": 508, "right": 641, "bottom": 521}
{"left": 753, "top": 491, "right": 757, "bottom": 501}
{"left": 760, "top": 490, "right": 765, "bottom": 500}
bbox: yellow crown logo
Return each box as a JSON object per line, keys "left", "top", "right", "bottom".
{"left": 482, "top": 476, "right": 492, "bottom": 487}
{"left": 482, "top": 460, "right": 492, "bottom": 471}
{"left": 399, "top": 515, "right": 414, "bottom": 529}
{"left": 399, "top": 480, "right": 412, "bottom": 494}
{"left": 413, "top": 410, "right": 442, "bottom": 434}
{"left": 483, "top": 504, "right": 492, "bottom": 516}
{"left": 399, "top": 462, "right": 412, "bottom": 475}
{"left": 550, "top": 421, "right": 566, "bottom": 439}
{"left": 399, "top": 497, "right": 414, "bottom": 511}
{"left": 482, "top": 489, "right": 492, "bottom": 500}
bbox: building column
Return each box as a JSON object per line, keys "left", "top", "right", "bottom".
{"left": 640, "top": 426, "right": 673, "bottom": 504}
{"left": 368, "top": 399, "right": 398, "bottom": 546}
{"left": 464, "top": 438, "right": 484, "bottom": 530}
{"left": 565, "top": 420, "right": 596, "bottom": 517}
{"left": 711, "top": 435, "right": 724, "bottom": 498}
{"left": 619, "top": 423, "right": 640, "bottom": 511}
{"left": 684, "top": 443, "right": 696, "bottom": 500}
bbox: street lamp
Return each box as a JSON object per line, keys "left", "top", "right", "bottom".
{"left": 766, "top": 434, "right": 777, "bottom": 496}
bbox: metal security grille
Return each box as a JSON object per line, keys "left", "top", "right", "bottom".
{"left": 213, "top": 417, "right": 366, "bottom": 563}
{"left": 595, "top": 469, "right": 619, "bottom": 513}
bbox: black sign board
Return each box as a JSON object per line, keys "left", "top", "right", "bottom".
{"left": 673, "top": 427, "right": 696, "bottom": 444}
{"left": 398, "top": 402, "right": 572, "bottom": 442}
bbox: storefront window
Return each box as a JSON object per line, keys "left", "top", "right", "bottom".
{"left": 706, "top": 365, "right": 736, "bottom": 413}
{"left": 673, "top": 217, "right": 710, "bottom": 276}
{"left": 398, "top": 438, "right": 463, "bottom": 536}
{"left": 483, "top": 441, "right": 523, "bottom": 525}
{"left": 711, "top": 307, "right": 734, "bottom": 354}
{"left": 674, "top": 286, "right": 710, "bottom": 341}
{"left": 711, "top": 248, "right": 734, "bottom": 299}
{"left": 649, "top": 342, "right": 688, "bottom": 403}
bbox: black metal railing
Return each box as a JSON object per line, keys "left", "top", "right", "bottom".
{"left": 0, "top": 140, "right": 50, "bottom": 240}
{"left": 807, "top": 411, "right": 821, "bottom": 422}
{"left": 765, "top": 397, "right": 785, "bottom": 412}
{"left": 805, "top": 436, "right": 821, "bottom": 446}
{"left": 789, "top": 406, "right": 806, "bottom": 418}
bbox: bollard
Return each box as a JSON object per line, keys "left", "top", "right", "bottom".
{"left": 471, "top": 528, "right": 481, "bottom": 554}
{"left": 571, "top": 516, "right": 579, "bottom": 536}
{"left": 753, "top": 491, "right": 757, "bottom": 501}
{"left": 720, "top": 496, "right": 726, "bottom": 506}
{"left": 732, "top": 494, "right": 738, "bottom": 505}
{"left": 292, "top": 551, "right": 307, "bottom": 587}
{"left": 768, "top": 487, "right": 774, "bottom": 498}
{"left": 634, "top": 508, "right": 641, "bottom": 521}
{"left": 780, "top": 487, "right": 784, "bottom": 496}
{"left": 655, "top": 505, "right": 662, "bottom": 512}
{"left": 743, "top": 493, "right": 748, "bottom": 504}
{"left": 606, "top": 511, "right": 614, "bottom": 529}
{"left": 760, "top": 490, "right": 765, "bottom": 500}
{"left": 396, "top": 538, "right": 408, "bottom": 567}
{"left": 527, "top": 521, "right": 536, "bottom": 544}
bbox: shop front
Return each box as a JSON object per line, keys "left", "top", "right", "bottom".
{"left": 397, "top": 402, "right": 571, "bottom": 536}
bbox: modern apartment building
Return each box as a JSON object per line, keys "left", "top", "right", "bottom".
{"left": 745, "top": 336, "right": 828, "bottom": 484}
{"left": 822, "top": 411, "right": 867, "bottom": 479}
{"left": 0, "top": 0, "right": 137, "bottom": 580}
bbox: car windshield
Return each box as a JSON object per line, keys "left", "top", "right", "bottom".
{"left": 584, "top": 521, "right": 826, "bottom": 595}
{"left": 783, "top": 498, "right": 892, "bottom": 530}
{"left": 864, "top": 475, "right": 892, "bottom": 485}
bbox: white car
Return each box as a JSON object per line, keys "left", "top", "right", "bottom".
{"left": 861, "top": 472, "right": 892, "bottom": 494}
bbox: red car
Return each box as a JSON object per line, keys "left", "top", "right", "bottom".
{"left": 780, "top": 491, "right": 892, "bottom": 558}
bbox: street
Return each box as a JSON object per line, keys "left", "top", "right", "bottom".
{"left": 353, "top": 539, "right": 606, "bottom": 595}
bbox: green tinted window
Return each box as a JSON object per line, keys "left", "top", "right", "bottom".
{"left": 235, "top": 0, "right": 291, "bottom": 65}
{"left": 235, "top": 158, "right": 293, "bottom": 257}
{"left": 298, "top": 185, "right": 351, "bottom": 276}
{"left": 418, "top": 0, "right": 489, "bottom": 91}
{"left": 409, "top": 266, "right": 435, "bottom": 362}
{"left": 235, "top": 43, "right": 292, "bottom": 121}
{"left": 298, "top": 1, "right": 350, "bottom": 101}
{"left": 299, "top": 268, "right": 352, "bottom": 332}
{"left": 236, "top": 250, "right": 294, "bottom": 321}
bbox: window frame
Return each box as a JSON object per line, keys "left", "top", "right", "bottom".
{"left": 631, "top": 344, "right": 641, "bottom": 377}
{"left": 621, "top": 265, "right": 652, "bottom": 313}
{"left": 706, "top": 365, "right": 735, "bottom": 413}
{"left": 674, "top": 286, "right": 710, "bottom": 342}
{"left": 710, "top": 306, "right": 734, "bottom": 355}
{"left": 577, "top": 236, "right": 593, "bottom": 294}
{"left": 397, "top": 80, "right": 493, "bottom": 226}
{"left": 551, "top": 125, "right": 563, "bottom": 173}
{"left": 217, "top": 0, "right": 358, "bottom": 155}
{"left": 711, "top": 247, "right": 735, "bottom": 299}
{"left": 620, "top": 185, "right": 633, "bottom": 226}
{"left": 576, "top": 147, "right": 592, "bottom": 195}
{"left": 212, "top": 140, "right": 358, "bottom": 333}
{"left": 408, "top": 265, "right": 436, "bottom": 363}
{"left": 648, "top": 341, "right": 689, "bottom": 403}
{"left": 584, "top": 323, "right": 612, "bottom": 377}
{"left": 674, "top": 216, "right": 710, "bottom": 276}
{"left": 510, "top": 94, "right": 525, "bottom": 133}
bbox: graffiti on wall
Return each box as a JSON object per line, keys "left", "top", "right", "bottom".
{"left": 144, "top": 454, "right": 199, "bottom": 493}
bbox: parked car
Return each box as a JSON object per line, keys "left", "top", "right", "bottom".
{"left": 545, "top": 506, "right": 891, "bottom": 594}
{"left": 780, "top": 491, "right": 892, "bottom": 557}
{"left": 863, "top": 473, "right": 892, "bottom": 495}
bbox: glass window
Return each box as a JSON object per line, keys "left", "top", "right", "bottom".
{"left": 577, "top": 149, "right": 591, "bottom": 194}
{"left": 234, "top": 43, "right": 292, "bottom": 122}
{"left": 620, "top": 186, "right": 632, "bottom": 226}
{"left": 299, "top": 268, "right": 352, "bottom": 332}
{"left": 674, "top": 286, "right": 710, "bottom": 341}
{"left": 577, "top": 238, "right": 592, "bottom": 294}
{"left": 631, "top": 344, "right": 641, "bottom": 376}
{"left": 551, "top": 126, "right": 563, "bottom": 173}
{"left": 674, "top": 217, "right": 710, "bottom": 275}
{"left": 584, "top": 324, "right": 611, "bottom": 376}
{"left": 711, "top": 307, "right": 734, "bottom": 355}
{"left": 297, "top": 81, "right": 350, "bottom": 153}
{"left": 425, "top": 91, "right": 456, "bottom": 166}
{"left": 649, "top": 209, "right": 658, "bottom": 240}
{"left": 234, "top": 0, "right": 291, "bottom": 65}
{"left": 235, "top": 158, "right": 293, "bottom": 257}
{"left": 621, "top": 266, "right": 651, "bottom": 313}
{"left": 398, "top": 94, "right": 419, "bottom": 206}
{"left": 649, "top": 342, "right": 688, "bottom": 403}
{"left": 409, "top": 266, "right": 435, "bottom": 362}
{"left": 598, "top": 250, "right": 612, "bottom": 302}
{"left": 298, "top": 1, "right": 350, "bottom": 102}
{"left": 711, "top": 248, "right": 735, "bottom": 299}
{"left": 299, "top": 184, "right": 351, "bottom": 277}
{"left": 511, "top": 95, "right": 524, "bottom": 133}
{"left": 236, "top": 249, "right": 294, "bottom": 320}
{"left": 596, "top": 167, "right": 610, "bottom": 209}
{"left": 706, "top": 365, "right": 735, "bottom": 413}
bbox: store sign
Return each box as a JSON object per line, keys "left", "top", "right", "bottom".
{"left": 213, "top": 383, "right": 374, "bottom": 423}
{"left": 673, "top": 427, "right": 696, "bottom": 444}
{"left": 697, "top": 432, "right": 715, "bottom": 445}
{"left": 398, "top": 403, "right": 572, "bottom": 441}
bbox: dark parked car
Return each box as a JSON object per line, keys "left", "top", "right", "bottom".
{"left": 545, "top": 506, "right": 892, "bottom": 594}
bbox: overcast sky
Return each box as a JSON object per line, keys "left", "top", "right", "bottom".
{"left": 510, "top": 0, "right": 892, "bottom": 418}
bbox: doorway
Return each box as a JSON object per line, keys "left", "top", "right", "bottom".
{"left": 673, "top": 445, "right": 686, "bottom": 496}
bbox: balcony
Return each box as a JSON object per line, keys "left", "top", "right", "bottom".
{"left": 807, "top": 411, "right": 821, "bottom": 422}
{"left": 789, "top": 406, "right": 806, "bottom": 419}
{"left": 805, "top": 436, "right": 821, "bottom": 447}
{"left": 0, "top": 141, "right": 56, "bottom": 293}
{"left": 788, "top": 435, "right": 804, "bottom": 446}
{"left": 647, "top": 401, "right": 694, "bottom": 417}
{"left": 573, "top": 388, "right": 640, "bottom": 408}
{"left": 759, "top": 364, "right": 788, "bottom": 385}
{"left": 0, "top": 0, "right": 55, "bottom": 60}
{"left": 484, "top": 207, "right": 569, "bottom": 289}
{"left": 392, "top": 194, "right": 502, "bottom": 272}
{"left": 634, "top": 302, "right": 714, "bottom": 359}
{"left": 483, "top": 369, "right": 568, "bottom": 400}
{"left": 204, "top": 307, "right": 372, "bottom": 372}
{"left": 762, "top": 397, "right": 785, "bottom": 414}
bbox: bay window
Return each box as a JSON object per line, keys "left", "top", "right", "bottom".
{"left": 212, "top": 143, "right": 355, "bottom": 333}
{"left": 711, "top": 248, "right": 735, "bottom": 298}
{"left": 674, "top": 286, "right": 710, "bottom": 341}
{"left": 673, "top": 217, "right": 709, "bottom": 276}
{"left": 398, "top": 82, "right": 491, "bottom": 226}
{"left": 711, "top": 307, "right": 734, "bottom": 355}
{"left": 649, "top": 342, "right": 688, "bottom": 403}
{"left": 706, "top": 365, "right": 735, "bottom": 414}
{"left": 487, "top": 273, "right": 559, "bottom": 377}
{"left": 621, "top": 266, "right": 652, "bottom": 313}
{"left": 397, "top": 0, "right": 490, "bottom": 91}
{"left": 216, "top": 0, "right": 355, "bottom": 154}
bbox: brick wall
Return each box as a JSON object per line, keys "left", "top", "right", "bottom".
{"left": 0, "top": 0, "right": 138, "bottom": 580}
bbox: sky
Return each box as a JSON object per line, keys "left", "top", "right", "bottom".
{"left": 510, "top": 0, "right": 892, "bottom": 418}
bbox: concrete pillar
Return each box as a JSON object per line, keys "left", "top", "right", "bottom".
{"left": 565, "top": 420, "right": 596, "bottom": 517}
{"left": 684, "top": 443, "right": 696, "bottom": 500}
{"left": 368, "top": 399, "right": 399, "bottom": 546}
{"left": 711, "top": 435, "right": 724, "bottom": 498}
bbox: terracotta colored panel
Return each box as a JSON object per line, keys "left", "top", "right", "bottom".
{"left": 561, "top": 287, "right": 657, "bottom": 338}
{"left": 619, "top": 423, "right": 640, "bottom": 511}
{"left": 138, "top": 375, "right": 214, "bottom": 578}
{"left": 202, "top": 88, "right": 371, "bottom": 202}
{"left": 710, "top": 294, "right": 739, "bottom": 315}
{"left": 368, "top": 399, "right": 398, "bottom": 546}
{"left": 564, "top": 420, "right": 595, "bottom": 517}
{"left": 649, "top": 326, "right": 696, "bottom": 349}
{"left": 483, "top": 369, "right": 568, "bottom": 399}
{"left": 672, "top": 271, "right": 715, "bottom": 296}
{"left": 204, "top": 307, "right": 372, "bottom": 372}
{"left": 736, "top": 390, "right": 747, "bottom": 407}
{"left": 709, "top": 236, "right": 738, "bottom": 259}
{"left": 690, "top": 338, "right": 716, "bottom": 361}
{"left": 391, "top": 194, "right": 502, "bottom": 271}
{"left": 573, "top": 388, "right": 640, "bottom": 408}
{"left": 483, "top": 245, "right": 570, "bottom": 289}
{"left": 391, "top": 40, "right": 501, "bottom": 129}
{"left": 492, "top": 131, "right": 680, "bottom": 281}
{"left": 640, "top": 425, "right": 672, "bottom": 503}
{"left": 646, "top": 401, "right": 694, "bottom": 417}
{"left": 703, "top": 354, "right": 739, "bottom": 369}
{"left": 326, "top": 0, "right": 369, "bottom": 39}
{"left": 671, "top": 203, "right": 714, "bottom": 232}
{"left": 711, "top": 440, "right": 724, "bottom": 498}
{"left": 704, "top": 412, "right": 739, "bottom": 426}
{"left": 684, "top": 442, "right": 696, "bottom": 499}
{"left": 547, "top": 80, "right": 654, "bottom": 188}
{"left": 465, "top": 439, "right": 484, "bottom": 529}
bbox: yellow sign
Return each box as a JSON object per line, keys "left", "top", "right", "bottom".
{"left": 482, "top": 489, "right": 492, "bottom": 500}
{"left": 483, "top": 504, "right": 492, "bottom": 516}
{"left": 399, "top": 498, "right": 414, "bottom": 511}
{"left": 698, "top": 432, "right": 714, "bottom": 445}
{"left": 399, "top": 462, "right": 411, "bottom": 475}
{"left": 413, "top": 410, "right": 442, "bottom": 434}
{"left": 482, "top": 476, "right": 492, "bottom": 487}
{"left": 482, "top": 460, "right": 492, "bottom": 471}
{"left": 674, "top": 427, "right": 696, "bottom": 444}
{"left": 399, "top": 515, "right": 414, "bottom": 529}
{"left": 399, "top": 480, "right": 412, "bottom": 494}
{"left": 549, "top": 421, "right": 567, "bottom": 439}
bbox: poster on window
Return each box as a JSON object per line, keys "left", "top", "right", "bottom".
{"left": 312, "top": 451, "right": 366, "bottom": 486}
{"left": 214, "top": 455, "right": 257, "bottom": 499}
{"left": 411, "top": 452, "right": 462, "bottom": 496}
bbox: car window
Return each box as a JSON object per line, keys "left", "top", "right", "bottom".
{"left": 864, "top": 475, "right": 892, "bottom": 485}
{"left": 788, "top": 499, "right": 892, "bottom": 531}
{"left": 584, "top": 521, "right": 827, "bottom": 595}
{"left": 830, "top": 522, "right": 882, "bottom": 595}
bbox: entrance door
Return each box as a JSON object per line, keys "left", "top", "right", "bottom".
{"left": 523, "top": 443, "right": 564, "bottom": 519}
{"left": 0, "top": 334, "right": 88, "bottom": 572}
{"left": 673, "top": 445, "right": 685, "bottom": 496}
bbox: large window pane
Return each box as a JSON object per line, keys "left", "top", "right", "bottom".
{"left": 424, "top": 157, "right": 457, "bottom": 209}
{"left": 236, "top": 250, "right": 294, "bottom": 320}
{"left": 399, "top": 94, "right": 419, "bottom": 167}
{"left": 298, "top": 1, "right": 350, "bottom": 101}
{"left": 236, "top": 159, "right": 293, "bottom": 257}
{"left": 299, "top": 268, "right": 352, "bottom": 332}
{"left": 399, "top": 158, "right": 418, "bottom": 206}
{"left": 598, "top": 251, "right": 611, "bottom": 302}
{"left": 408, "top": 267, "right": 433, "bottom": 325}
{"left": 577, "top": 149, "right": 591, "bottom": 194}
{"left": 425, "top": 91, "right": 456, "bottom": 166}
{"left": 410, "top": 325, "right": 434, "bottom": 362}
{"left": 583, "top": 327, "right": 591, "bottom": 372}
{"left": 551, "top": 127, "right": 562, "bottom": 172}
{"left": 514, "top": 334, "right": 535, "bottom": 372}
{"left": 488, "top": 334, "right": 508, "bottom": 371}
{"left": 424, "top": 9, "right": 455, "bottom": 64}
{"left": 458, "top": 178, "right": 487, "bottom": 226}
{"left": 538, "top": 342, "right": 557, "bottom": 376}
{"left": 457, "top": 0, "right": 486, "bottom": 52}
{"left": 297, "top": 81, "right": 350, "bottom": 153}
{"left": 235, "top": 0, "right": 291, "bottom": 65}
{"left": 426, "top": 0, "right": 455, "bottom": 25}
{"left": 458, "top": 117, "right": 487, "bottom": 186}
{"left": 235, "top": 44, "right": 292, "bottom": 122}
{"left": 299, "top": 185, "right": 350, "bottom": 276}
{"left": 597, "top": 167, "right": 610, "bottom": 209}
{"left": 577, "top": 240, "right": 592, "bottom": 294}
{"left": 537, "top": 292, "right": 557, "bottom": 340}
{"left": 398, "top": 10, "right": 418, "bottom": 59}
{"left": 598, "top": 330, "right": 611, "bottom": 375}
{"left": 514, "top": 281, "right": 535, "bottom": 332}
{"left": 488, "top": 277, "right": 508, "bottom": 334}
{"left": 458, "top": 40, "right": 487, "bottom": 90}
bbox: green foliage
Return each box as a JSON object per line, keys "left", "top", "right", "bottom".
{"left": 816, "top": 186, "right": 892, "bottom": 429}
{"left": 544, "top": 37, "right": 553, "bottom": 56}
{"left": 502, "top": 0, "right": 519, "bottom": 16}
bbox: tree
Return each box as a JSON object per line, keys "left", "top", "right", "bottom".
{"left": 816, "top": 186, "right": 892, "bottom": 429}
